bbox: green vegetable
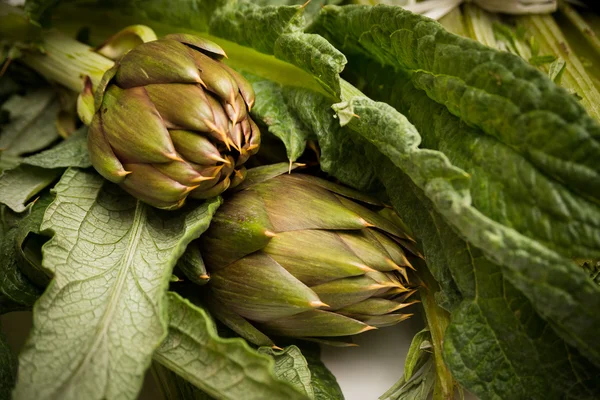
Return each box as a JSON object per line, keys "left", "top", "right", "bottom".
{"left": 2, "top": 1, "right": 600, "bottom": 400}
{"left": 88, "top": 34, "right": 260, "bottom": 209}
{"left": 201, "top": 165, "right": 417, "bottom": 346}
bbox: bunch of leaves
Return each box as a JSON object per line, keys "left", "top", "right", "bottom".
{"left": 1, "top": 1, "right": 600, "bottom": 400}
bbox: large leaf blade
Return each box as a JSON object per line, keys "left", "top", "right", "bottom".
{"left": 312, "top": 4, "right": 600, "bottom": 201}
{"left": 153, "top": 293, "right": 309, "bottom": 400}
{"left": 14, "top": 169, "right": 221, "bottom": 400}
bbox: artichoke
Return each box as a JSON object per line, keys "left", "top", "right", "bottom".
{"left": 88, "top": 33, "right": 260, "bottom": 209}
{"left": 200, "top": 168, "right": 419, "bottom": 346}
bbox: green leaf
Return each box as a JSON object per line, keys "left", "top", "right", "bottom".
{"left": 151, "top": 362, "right": 214, "bottom": 400}
{"left": 259, "top": 346, "right": 315, "bottom": 399}
{"left": 0, "top": 225, "right": 41, "bottom": 312}
{"left": 528, "top": 54, "right": 557, "bottom": 66}
{"left": 21, "top": 127, "right": 90, "bottom": 169}
{"left": 0, "top": 324, "right": 17, "bottom": 400}
{"left": 380, "top": 359, "right": 436, "bottom": 400}
{"left": 323, "top": 18, "right": 600, "bottom": 364}
{"left": 210, "top": 3, "right": 304, "bottom": 55}
{"left": 0, "top": 193, "right": 52, "bottom": 314}
{"left": 14, "top": 168, "right": 222, "bottom": 400}
{"left": 45, "top": 1, "right": 334, "bottom": 97}
{"left": 403, "top": 329, "right": 431, "bottom": 381}
{"left": 273, "top": 32, "right": 346, "bottom": 97}
{"left": 246, "top": 75, "right": 311, "bottom": 162}
{"left": 582, "top": 260, "right": 600, "bottom": 286}
{"left": 379, "top": 161, "right": 600, "bottom": 399}
{"left": 153, "top": 292, "right": 310, "bottom": 400}
{"left": 0, "top": 88, "right": 60, "bottom": 157}
{"left": 281, "top": 85, "right": 379, "bottom": 191}
{"left": 300, "top": 346, "right": 344, "bottom": 400}
{"left": 175, "top": 245, "right": 209, "bottom": 286}
{"left": 312, "top": 4, "right": 600, "bottom": 205}
{"left": 337, "top": 91, "right": 600, "bottom": 364}
{"left": 24, "top": 0, "right": 62, "bottom": 26}
{"left": 548, "top": 57, "right": 567, "bottom": 83}
{"left": 0, "top": 165, "right": 62, "bottom": 212}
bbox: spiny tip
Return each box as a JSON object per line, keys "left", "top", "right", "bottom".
{"left": 403, "top": 257, "right": 416, "bottom": 271}
{"left": 167, "top": 153, "right": 185, "bottom": 162}
{"left": 310, "top": 300, "right": 329, "bottom": 308}
{"left": 209, "top": 153, "right": 229, "bottom": 164}
{"left": 359, "top": 325, "right": 377, "bottom": 333}
{"left": 385, "top": 258, "right": 403, "bottom": 271}
{"left": 190, "top": 175, "right": 214, "bottom": 183}
{"left": 197, "top": 76, "right": 207, "bottom": 88}
{"left": 183, "top": 185, "right": 200, "bottom": 194}
{"left": 234, "top": 169, "right": 244, "bottom": 179}
{"left": 356, "top": 263, "right": 377, "bottom": 273}
{"left": 264, "top": 230, "right": 277, "bottom": 238}
{"left": 199, "top": 274, "right": 210, "bottom": 280}
{"left": 271, "top": 345, "right": 283, "bottom": 351}
{"left": 359, "top": 218, "right": 375, "bottom": 228}
{"left": 228, "top": 138, "right": 241, "bottom": 152}
{"left": 116, "top": 170, "right": 133, "bottom": 177}
{"left": 370, "top": 283, "right": 395, "bottom": 290}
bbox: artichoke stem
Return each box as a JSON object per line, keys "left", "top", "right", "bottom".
{"left": 21, "top": 30, "right": 115, "bottom": 93}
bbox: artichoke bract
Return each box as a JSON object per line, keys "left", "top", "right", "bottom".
{"left": 88, "top": 33, "right": 260, "bottom": 209}
{"left": 200, "top": 168, "right": 419, "bottom": 346}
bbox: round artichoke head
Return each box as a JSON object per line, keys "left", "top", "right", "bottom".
{"left": 200, "top": 172, "right": 419, "bottom": 346}
{"left": 88, "top": 33, "right": 260, "bottom": 210}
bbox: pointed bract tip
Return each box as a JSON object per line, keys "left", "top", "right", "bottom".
{"left": 271, "top": 345, "right": 283, "bottom": 351}
{"left": 165, "top": 152, "right": 185, "bottom": 162}
{"left": 359, "top": 218, "right": 374, "bottom": 227}
{"left": 199, "top": 274, "right": 210, "bottom": 280}
{"left": 386, "top": 258, "right": 403, "bottom": 271}
{"left": 309, "top": 300, "right": 329, "bottom": 308}
{"left": 357, "top": 263, "right": 377, "bottom": 273}
{"left": 196, "top": 76, "right": 207, "bottom": 88}
{"left": 116, "top": 170, "right": 133, "bottom": 177}
{"left": 359, "top": 325, "right": 377, "bottom": 333}
{"left": 190, "top": 175, "right": 214, "bottom": 183}
{"left": 228, "top": 138, "right": 241, "bottom": 152}
{"left": 263, "top": 230, "right": 277, "bottom": 238}
{"left": 183, "top": 185, "right": 201, "bottom": 194}
{"left": 404, "top": 257, "right": 417, "bottom": 271}
{"left": 234, "top": 169, "right": 244, "bottom": 179}
{"left": 209, "top": 153, "right": 229, "bottom": 164}
{"left": 370, "top": 283, "right": 394, "bottom": 290}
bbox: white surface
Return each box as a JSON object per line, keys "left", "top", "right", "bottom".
{"left": 321, "top": 315, "right": 424, "bottom": 400}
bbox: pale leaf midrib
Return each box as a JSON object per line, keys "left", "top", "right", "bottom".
{"left": 53, "top": 201, "right": 147, "bottom": 398}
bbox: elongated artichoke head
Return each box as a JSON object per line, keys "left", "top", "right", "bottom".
{"left": 88, "top": 33, "right": 260, "bottom": 209}
{"left": 200, "top": 166, "right": 420, "bottom": 346}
